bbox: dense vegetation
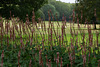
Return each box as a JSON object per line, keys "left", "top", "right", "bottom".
{"left": 0, "top": 10, "right": 100, "bottom": 67}
{"left": 0, "top": 0, "right": 48, "bottom": 21}
{"left": 40, "top": 0, "right": 75, "bottom": 21}
{"left": 0, "top": 0, "right": 75, "bottom": 22}
{"left": 0, "top": 0, "right": 100, "bottom": 67}
{"left": 75, "top": 0, "right": 100, "bottom": 24}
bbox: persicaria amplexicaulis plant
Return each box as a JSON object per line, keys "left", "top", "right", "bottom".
{"left": 0, "top": 9, "right": 99, "bottom": 67}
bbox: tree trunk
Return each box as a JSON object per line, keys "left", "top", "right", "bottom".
{"left": 94, "top": 24, "right": 96, "bottom": 29}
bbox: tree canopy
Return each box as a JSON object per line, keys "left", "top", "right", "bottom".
{"left": 0, "top": 0, "right": 48, "bottom": 21}
{"left": 75, "top": 0, "right": 100, "bottom": 24}
{"left": 41, "top": 4, "right": 59, "bottom": 20}
{"left": 40, "top": 0, "right": 75, "bottom": 21}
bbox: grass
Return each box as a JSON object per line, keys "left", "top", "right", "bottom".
{"left": 1, "top": 20, "right": 100, "bottom": 45}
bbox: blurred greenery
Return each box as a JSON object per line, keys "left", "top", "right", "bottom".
{"left": 75, "top": 0, "right": 100, "bottom": 24}
{"left": 0, "top": 0, "right": 48, "bottom": 22}
{"left": 40, "top": 0, "right": 75, "bottom": 21}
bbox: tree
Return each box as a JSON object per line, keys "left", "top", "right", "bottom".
{"left": 40, "top": 0, "right": 75, "bottom": 21}
{"left": 36, "top": 9, "right": 45, "bottom": 20}
{"left": 0, "top": 0, "right": 48, "bottom": 22}
{"left": 41, "top": 4, "right": 59, "bottom": 21}
{"left": 75, "top": 0, "right": 100, "bottom": 29}
{"left": 49, "top": 1, "right": 75, "bottom": 21}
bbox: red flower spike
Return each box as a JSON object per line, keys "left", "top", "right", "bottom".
{"left": 60, "top": 57, "right": 63, "bottom": 67}
{"left": 1, "top": 50, "right": 4, "bottom": 67}
{"left": 29, "top": 59, "right": 32, "bottom": 67}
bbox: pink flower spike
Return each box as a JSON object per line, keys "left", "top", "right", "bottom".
{"left": 1, "top": 50, "right": 4, "bottom": 67}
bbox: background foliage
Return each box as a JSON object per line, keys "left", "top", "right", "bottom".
{"left": 0, "top": 0, "right": 48, "bottom": 22}
{"left": 75, "top": 0, "right": 100, "bottom": 24}
{"left": 40, "top": 0, "right": 75, "bottom": 21}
